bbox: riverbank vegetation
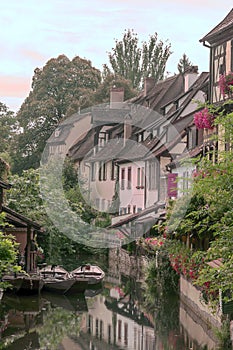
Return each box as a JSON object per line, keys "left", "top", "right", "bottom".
{"left": 138, "top": 104, "right": 233, "bottom": 326}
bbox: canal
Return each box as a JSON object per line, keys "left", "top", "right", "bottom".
{"left": 0, "top": 248, "right": 219, "bottom": 349}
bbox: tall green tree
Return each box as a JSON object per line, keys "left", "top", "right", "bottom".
{"left": 94, "top": 72, "right": 138, "bottom": 103}
{"left": 0, "top": 213, "right": 21, "bottom": 289}
{"left": 12, "top": 55, "right": 101, "bottom": 173}
{"left": 0, "top": 102, "right": 17, "bottom": 160}
{"left": 106, "top": 29, "right": 172, "bottom": 89}
{"left": 177, "top": 53, "right": 193, "bottom": 74}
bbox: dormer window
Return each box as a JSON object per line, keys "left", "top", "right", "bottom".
{"left": 137, "top": 132, "right": 144, "bottom": 142}
{"left": 54, "top": 129, "right": 60, "bottom": 138}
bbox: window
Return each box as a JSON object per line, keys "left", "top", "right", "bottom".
{"left": 98, "top": 131, "right": 107, "bottom": 149}
{"left": 124, "top": 323, "right": 128, "bottom": 346}
{"left": 100, "top": 320, "right": 103, "bottom": 340}
{"left": 137, "top": 168, "right": 141, "bottom": 188}
{"left": 96, "top": 319, "right": 99, "bottom": 338}
{"left": 188, "top": 126, "right": 198, "bottom": 150}
{"left": 95, "top": 198, "right": 100, "bottom": 210}
{"left": 167, "top": 173, "right": 178, "bottom": 198}
{"left": 118, "top": 320, "right": 122, "bottom": 340}
{"left": 149, "top": 161, "right": 157, "bottom": 190}
{"left": 137, "top": 132, "right": 144, "bottom": 142}
{"left": 127, "top": 205, "right": 131, "bottom": 214}
{"left": 111, "top": 161, "right": 117, "bottom": 180}
{"left": 119, "top": 207, "right": 127, "bottom": 215}
{"left": 182, "top": 171, "right": 189, "bottom": 191}
{"left": 88, "top": 315, "right": 93, "bottom": 333}
{"left": 141, "top": 167, "right": 145, "bottom": 188}
{"left": 91, "top": 162, "right": 95, "bottom": 181}
{"left": 133, "top": 205, "right": 136, "bottom": 214}
{"left": 127, "top": 167, "right": 132, "bottom": 189}
{"left": 99, "top": 161, "right": 107, "bottom": 181}
{"left": 108, "top": 325, "right": 111, "bottom": 344}
{"left": 54, "top": 128, "right": 60, "bottom": 137}
{"left": 121, "top": 168, "right": 125, "bottom": 190}
{"left": 136, "top": 167, "right": 145, "bottom": 188}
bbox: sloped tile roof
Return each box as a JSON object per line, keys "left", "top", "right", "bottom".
{"left": 131, "top": 74, "right": 184, "bottom": 113}
{"left": 200, "top": 8, "right": 233, "bottom": 44}
{"left": 68, "top": 128, "right": 96, "bottom": 161}
{"left": 2, "top": 205, "right": 42, "bottom": 231}
{"left": 85, "top": 138, "right": 125, "bottom": 162}
{"left": 109, "top": 202, "right": 165, "bottom": 228}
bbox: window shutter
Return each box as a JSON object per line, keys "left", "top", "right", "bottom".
{"left": 167, "top": 173, "right": 178, "bottom": 198}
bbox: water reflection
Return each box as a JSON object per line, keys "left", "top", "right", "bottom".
{"left": 0, "top": 252, "right": 218, "bottom": 350}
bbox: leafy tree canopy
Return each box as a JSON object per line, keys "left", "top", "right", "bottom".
{"left": 106, "top": 29, "right": 172, "bottom": 89}
{"left": 0, "top": 213, "right": 21, "bottom": 289}
{"left": 94, "top": 71, "right": 138, "bottom": 103}
{"left": 0, "top": 102, "right": 17, "bottom": 162}
{"left": 12, "top": 55, "right": 101, "bottom": 173}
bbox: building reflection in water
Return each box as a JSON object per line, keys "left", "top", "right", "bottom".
{"left": 0, "top": 249, "right": 219, "bottom": 349}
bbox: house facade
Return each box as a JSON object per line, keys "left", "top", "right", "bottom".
{"left": 65, "top": 66, "right": 211, "bottom": 238}
{"left": 0, "top": 179, "right": 43, "bottom": 273}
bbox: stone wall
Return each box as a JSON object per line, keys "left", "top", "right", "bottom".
{"left": 108, "top": 248, "right": 148, "bottom": 281}
{"left": 180, "top": 275, "right": 222, "bottom": 349}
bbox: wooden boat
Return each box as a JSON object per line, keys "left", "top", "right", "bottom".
{"left": 70, "top": 264, "right": 105, "bottom": 285}
{"left": 40, "top": 265, "right": 75, "bottom": 294}
{"left": 66, "top": 276, "right": 89, "bottom": 294}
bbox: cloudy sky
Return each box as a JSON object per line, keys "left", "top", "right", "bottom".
{"left": 0, "top": 0, "right": 232, "bottom": 112}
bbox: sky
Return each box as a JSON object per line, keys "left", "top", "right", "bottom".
{"left": 0, "top": 0, "right": 232, "bottom": 112}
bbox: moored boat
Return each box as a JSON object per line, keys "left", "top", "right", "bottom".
{"left": 40, "top": 265, "right": 75, "bottom": 294}
{"left": 70, "top": 264, "right": 105, "bottom": 285}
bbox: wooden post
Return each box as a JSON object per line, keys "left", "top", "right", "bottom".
{"left": 26, "top": 225, "right": 32, "bottom": 273}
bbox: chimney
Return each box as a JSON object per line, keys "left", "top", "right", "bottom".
{"left": 110, "top": 87, "right": 124, "bottom": 108}
{"left": 184, "top": 66, "right": 198, "bottom": 92}
{"left": 144, "top": 77, "right": 155, "bottom": 96}
{"left": 123, "top": 111, "right": 133, "bottom": 146}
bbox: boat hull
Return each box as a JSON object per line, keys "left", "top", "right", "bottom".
{"left": 43, "top": 278, "right": 75, "bottom": 294}
{"left": 71, "top": 265, "right": 105, "bottom": 286}
{"left": 66, "top": 277, "right": 89, "bottom": 294}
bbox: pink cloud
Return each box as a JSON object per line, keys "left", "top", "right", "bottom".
{"left": 0, "top": 75, "right": 31, "bottom": 98}
{"left": 20, "top": 48, "right": 46, "bottom": 62}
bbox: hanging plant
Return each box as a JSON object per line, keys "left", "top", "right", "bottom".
{"left": 219, "top": 72, "right": 233, "bottom": 97}
{"left": 193, "top": 108, "right": 215, "bottom": 129}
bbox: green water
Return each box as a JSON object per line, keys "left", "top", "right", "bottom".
{"left": 0, "top": 252, "right": 219, "bottom": 349}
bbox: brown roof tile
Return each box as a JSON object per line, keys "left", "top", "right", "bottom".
{"left": 200, "top": 9, "right": 233, "bottom": 44}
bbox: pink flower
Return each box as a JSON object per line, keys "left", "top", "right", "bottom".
{"left": 194, "top": 108, "right": 215, "bottom": 130}
{"left": 219, "top": 72, "right": 233, "bottom": 97}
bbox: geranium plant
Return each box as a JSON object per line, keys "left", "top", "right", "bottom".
{"left": 219, "top": 72, "right": 233, "bottom": 97}
{"left": 193, "top": 107, "right": 215, "bottom": 129}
